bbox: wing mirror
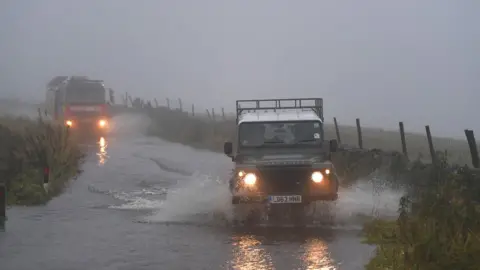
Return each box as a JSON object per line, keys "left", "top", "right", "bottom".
{"left": 224, "top": 141, "right": 233, "bottom": 156}
{"left": 329, "top": 139, "right": 338, "bottom": 152}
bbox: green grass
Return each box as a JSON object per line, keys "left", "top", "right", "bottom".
{"left": 0, "top": 115, "right": 83, "bottom": 206}
{"left": 362, "top": 158, "right": 480, "bottom": 269}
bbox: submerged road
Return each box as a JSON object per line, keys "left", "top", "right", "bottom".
{"left": 0, "top": 115, "right": 401, "bottom": 270}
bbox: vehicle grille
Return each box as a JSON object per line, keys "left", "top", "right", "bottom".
{"left": 257, "top": 166, "right": 311, "bottom": 193}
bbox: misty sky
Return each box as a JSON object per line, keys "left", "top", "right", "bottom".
{"left": 1, "top": 0, "right": 478, "bottom": 138}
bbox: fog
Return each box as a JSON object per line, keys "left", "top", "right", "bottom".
{"left": 1, "top": 0, "right": 478, "bottom": 138}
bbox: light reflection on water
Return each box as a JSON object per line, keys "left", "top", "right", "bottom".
{"left": 229, "top": 229, "right": 337, "bottom": 270}
{"left": 230, "top": 235, "right": 274, "bottom": 270}
{"left": 301, "top": 238, "right": 337, "bottom": 270}
{"left": 97, "top": 137, "right": 109, "bottom": 165}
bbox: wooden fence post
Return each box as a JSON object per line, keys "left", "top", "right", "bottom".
{"left": 333, "top": 117, "right": 341, "bottom": 144}
{"left": 356, "top": 118, "right": 363, "bottom": 149}
{"left": 0, "top": 181, "right": 6, "bottom": 226}
{"left": 465, "top": 129, "right": 479, "bottom": 168}
{"left": 399, "top": 121, "right": 408, "bottom": 158}
{"left": 43, "top": 165, "right": 50, "bottom": 191}
{"left": 212, "top": 108, "right": 216, "bottom": 122}
{"left": 154, "top": 98, "right": 159, "bottom": 108}
{"left": 425, "top": 125, "right": 436, "bottom": 164}
{"left": 206, "top": 109, "right": 211, "bottom": 120}
{"left": 191, "top": 104, "right": 195, "bottom": 117}
{"left": 178, "top": 98, "right": 183, "bottom": 112}
{"left": 166, "top": 98, "right": 170, "bottom": 109}
{"left": 221, "top": 108, "right": 225, "bottom": 120}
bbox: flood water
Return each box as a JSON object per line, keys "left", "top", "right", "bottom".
{"left": 0, "top": 114, "right": 402, "bottom": 270}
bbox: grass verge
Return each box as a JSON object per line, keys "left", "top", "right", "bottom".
{"left": 0, "top": 115, "right": 84, "bottom": 206}
{"left": 363, "top": 157, "right": 480, "bottom": 269}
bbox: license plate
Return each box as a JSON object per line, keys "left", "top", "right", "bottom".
{"left": 269, "top": 195, "right": 302, "bottom": 204}
{"left": 70, "top": 106, "right": 101, "bottom": 112}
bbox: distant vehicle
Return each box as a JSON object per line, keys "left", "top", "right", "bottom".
{"left": 45, "top": 76, "right": 115, "bottom": 134}
{"left": 223, "top": 98, "right": 339, "bottom": 223}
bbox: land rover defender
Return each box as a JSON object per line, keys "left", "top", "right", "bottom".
{"left": 223, "top": 98, "right": 339, "bottom": 209}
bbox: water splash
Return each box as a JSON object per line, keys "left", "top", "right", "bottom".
{"left": 330, "top": 178, "right": 403, "bottom": 227}
{"left": 88, "top": 185, "right": 167, "bottom": 210}
{"left": 144, "top": 171, "right": 232, "bottom": 224}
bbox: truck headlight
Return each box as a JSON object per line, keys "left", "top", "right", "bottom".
{"left": 65, "top": 120, "right": 73, "bottom": 127}
{"left": 243, "top": 173, "right": 257, "bottom": 186}
{"left": 98, "top": 119, "right": 107, "bottom": 128}
{"left": 311, "top": 171, "right": 323, "bottom": 183}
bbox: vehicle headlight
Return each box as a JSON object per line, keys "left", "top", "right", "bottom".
{"left": 65, "top": 120, "right": 73, "bottom": 127}
{"left": 98, "top": 119, "right": 107, "bottom": 127}
{"left": 243, "top": 173, "right": 257, "bottom": 186}
{"left": 311, "top": 171, "right": 323, "bottom": 183}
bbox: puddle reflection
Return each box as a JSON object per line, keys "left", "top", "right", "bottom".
{"left": 230, "top": 235, "right": 274, "bottom": 270}
{"left": 228, "top": 227, "right": 337, "bottom": 270}
{"left": 97, "top": 137, "right": 109, "bottom": 165}
{"left": 301, "top": 238, "right": 337, "bottom": 270}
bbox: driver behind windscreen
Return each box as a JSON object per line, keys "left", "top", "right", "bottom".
{"left": 265, "top": 123, "right": 295, "bottom": 143}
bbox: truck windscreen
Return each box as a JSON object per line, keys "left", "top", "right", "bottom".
{"left": 66, "top": 81, "right": 106, "bottom": 103}
{"left": 238, "top": 120, "right": 323, "bottom": 147}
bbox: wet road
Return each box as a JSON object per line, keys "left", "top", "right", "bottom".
{"left": 0, "top": 115, "right": 401, "bottom": 270}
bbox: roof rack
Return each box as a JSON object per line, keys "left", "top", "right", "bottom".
{"left": 236, "top": 98, "right": 323, "bottom": 123}
{"left": 68, "top": 76, "right": 103, "bottom": 82}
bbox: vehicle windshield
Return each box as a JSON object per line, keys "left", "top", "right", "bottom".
{"left": 238, "top": 120, "right": 323, "bottom": 147}
{"left": 66, "top": 81, "right": 106, "bottom": 103}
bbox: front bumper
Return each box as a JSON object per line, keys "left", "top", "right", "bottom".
{"left": 66, "top": 119, "right": 110, "bottom": 133}
{"left": 231, "top": 193, "right": 338, "bottom": 204}
{"left": 230, "top": 166, "right": 339, "bottom": 204}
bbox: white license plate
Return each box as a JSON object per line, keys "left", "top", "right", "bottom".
{"left": 269, "top": 195, "right": 302, "bottom": 204}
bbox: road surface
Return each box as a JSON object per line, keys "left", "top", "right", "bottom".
{"left": 0, "top": 114, "right": 401, "bottom": 270}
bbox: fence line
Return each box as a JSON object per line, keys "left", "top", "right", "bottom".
{"left": 122, "top": 94, "right": 231, "bottom": 121}
{"left": 333, "top": 116, "right": 479, "bottom": 169}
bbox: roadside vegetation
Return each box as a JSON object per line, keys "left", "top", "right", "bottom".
{"left": 363, "top": 157, "right": 480, "bottom": 269}
{"left": 0, "top": 114, "right": 83, "bottom": 205}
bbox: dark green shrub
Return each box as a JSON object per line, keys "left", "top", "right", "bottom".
{"left": 363, "top": 156, "right": 480, "bottom": 269}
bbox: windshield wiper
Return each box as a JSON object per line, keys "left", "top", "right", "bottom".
{"left": 295, "top": 138, "right": 319, "bottom": 144}
{"left": 262, "top": 140, "right": 285, "bottom": 144}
